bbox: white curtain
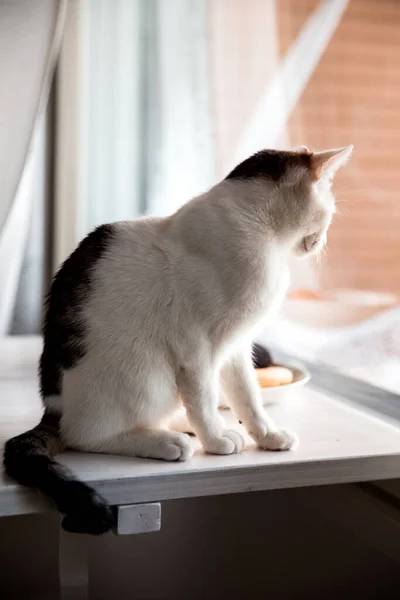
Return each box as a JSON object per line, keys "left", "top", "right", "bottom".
{"left": 11, "top": 114, "right": 52, "bottom": 334}
{"left": 81, "top": 0, "right": 144, "bottom": 232}
{"left": 54, "top": 0, "right": 215, "bottom": 263}
{"left": 143, "top": 0, "right": 215, "bottom": 216}
{"left": 0, "top": 0, "right": 65, "bottom": 334}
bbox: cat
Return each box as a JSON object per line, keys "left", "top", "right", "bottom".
{"left": 4, "top": 145, "right": 353, "bottom": 535}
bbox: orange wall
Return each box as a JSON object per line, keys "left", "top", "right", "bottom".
{"left": 279, "top": 0, "right": 400, "bottom": 294}
{"left": 209, "top": 0, "right": 400, "bottom": 294}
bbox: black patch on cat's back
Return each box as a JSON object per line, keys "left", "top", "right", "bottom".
{"left": 226, "top": 150, "right": 311, "bottom": 182}
{"left": 39, "top": 224, "right": 116, "bottom": 397}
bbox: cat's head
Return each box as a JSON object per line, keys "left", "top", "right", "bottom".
{"left": 226, "top": 145, "right": 353, "bottom": 257}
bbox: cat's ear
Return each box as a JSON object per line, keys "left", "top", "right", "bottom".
{"left": 310, "top": 145, "right": 353, "bottom": 181}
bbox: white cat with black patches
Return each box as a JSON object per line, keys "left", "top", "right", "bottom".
{"left": 4, "top": 145, "right": 353, "bottom": 534}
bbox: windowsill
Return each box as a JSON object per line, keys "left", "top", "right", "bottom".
{"left": 1, "top": 336, "right": 400, "bottom": 519}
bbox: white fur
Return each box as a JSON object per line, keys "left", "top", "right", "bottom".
{"left": 48, "top": 148, "right": 351, "bottom": 461}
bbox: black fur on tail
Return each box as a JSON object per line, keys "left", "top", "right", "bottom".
{"left": 3, "top": 411, "right": 113, "bottom": 534}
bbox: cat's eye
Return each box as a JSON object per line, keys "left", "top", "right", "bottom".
{"left": 303, "top": 235, "right": 320, "bottom": 253}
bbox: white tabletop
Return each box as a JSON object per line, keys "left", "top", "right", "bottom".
{"left": 1, "top": 336, "right": 400, "bottom": 518}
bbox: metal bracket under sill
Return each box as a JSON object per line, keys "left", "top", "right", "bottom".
{"left": 113, "top": 502, "right": 162, "bottom": 535}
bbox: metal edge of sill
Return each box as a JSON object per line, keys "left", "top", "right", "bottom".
{"left": 273, "top": 349, "right": 400, "bottom": 426}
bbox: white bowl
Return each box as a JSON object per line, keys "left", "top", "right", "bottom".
{"left": 259, "top": 364, "right": 310, "bottom": 405}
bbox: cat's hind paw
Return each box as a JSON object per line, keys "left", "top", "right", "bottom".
{"left": 162, "top": 433, "right": 194, "bottom": 461}
{"left": 204, "top": 429, "right": 244, "bottom": 455}
{"left": 258, "top": 429, "right": 298, "bottom": 451}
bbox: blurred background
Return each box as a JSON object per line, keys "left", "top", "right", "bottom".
{"left": 1, "top": 0, "right": 400, "bottom": 379}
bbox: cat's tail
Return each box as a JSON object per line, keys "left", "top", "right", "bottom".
{"left": 3, "top": 410, "right": 113, "bottom": 534}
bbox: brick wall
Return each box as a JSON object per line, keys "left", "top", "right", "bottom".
{"left": 279, "top": 0, "right": 400, "bottom": 294}
{"left": 209, "top": 0, "right": 400, "bottom": 294}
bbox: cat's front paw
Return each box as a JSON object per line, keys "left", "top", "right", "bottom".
{"left": 258, "top": 429, "right": 298, "bottom": 451}
{"left": 204, "top": 429, "right": 244, "bottom": 455}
